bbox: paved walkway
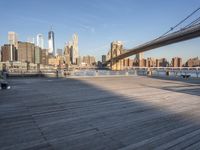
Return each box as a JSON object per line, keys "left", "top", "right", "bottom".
{"left": 1, "top": 76, "right": 200, "bottom": 150}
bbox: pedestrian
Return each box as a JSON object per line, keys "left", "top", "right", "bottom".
{"left": 64, "top": 70, "right": 67, "bottom": 78}
{"left": 56, "top": 69, "right": 59, "bottom": 78}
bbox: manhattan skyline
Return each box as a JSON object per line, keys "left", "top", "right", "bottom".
{"left": 0, "top": 0, "right": 200, "bottom": 62}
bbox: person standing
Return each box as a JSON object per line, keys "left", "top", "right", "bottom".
{"left": 56, "top": 69, "right": 59, "bottom": 78}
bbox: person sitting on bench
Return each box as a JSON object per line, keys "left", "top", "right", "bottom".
{"left": 0, "top": 70, "right": 9, "bottom": 89}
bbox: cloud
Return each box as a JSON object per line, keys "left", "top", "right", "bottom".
{"left": 17, "top": 16, "right": 50, "bottom": 25}
{"left": 79, "top": 24, "right": 96, "bottom": 33}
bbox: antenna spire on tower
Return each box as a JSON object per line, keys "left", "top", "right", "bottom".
{"left": 50, "top": 25, "right": 53, "bottom": 31}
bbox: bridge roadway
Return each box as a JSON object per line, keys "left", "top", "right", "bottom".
{"left": 106, "top": 23, "right": 200, "bottom": 64}
{"left": 1, "top": 76, "right": 200, "bottom": 149}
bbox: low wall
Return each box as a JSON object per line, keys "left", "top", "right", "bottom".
{"left": 7, "top": 72, "right": 57, "bottom": 78}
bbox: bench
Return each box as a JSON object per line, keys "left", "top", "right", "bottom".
{"left": 181, "top": 74, "right": 191, "bottom": 79}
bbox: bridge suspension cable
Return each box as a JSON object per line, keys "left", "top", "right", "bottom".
{"left": 183, "top": 16, "right": 200, "bottom": 29}
{"left": 105, "top": 7, "right": 200, "bottom": 65}
{"left": 159, "top": 7, "right": 200, "bottom": 38}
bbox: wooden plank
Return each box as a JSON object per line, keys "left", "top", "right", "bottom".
{"left": 0, "top": 76, "right": 200, "bottom": 149}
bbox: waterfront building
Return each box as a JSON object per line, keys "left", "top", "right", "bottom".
{"left": 18, "top": 41, "right": 27, "bottom": 62}
{"left": 40, "top": 49, "right": 48, "bottom": 65}
{"left": 185, "top": 57, "right": 200, "bottom": 67}
{"left": 171, "top": 57, "right": 182, "bottom": 67}
{"left": 48, "top": 57, "right": 58, "bottom": 67}
{"left": 77, "top": 56, "right": 82, "bottom": 66}
{"left": 156, "top": 59, "right": 160, "bottom": 67}
{"left": 123, "top": 58, "right": 134, "bottom": 68}
{"left": 82, "top": 55, "right": 96, "bottom": 66}
{"left": 102, "top": 55, "right": 106, "bottom": 64}
{"left": 34, "top": 46, "right": 41, "bottom": 64}
{"left": 18, "top": 42, "right": 35, "bottom": 63}
{"left": 48, "top": 55, "right": 63, "bottom": 67}
{"left": 36, "top": 34, "right": 44, "bottom": 49}
{"left": 145, "top": 58, "right": 156, "bottom": 67}
{"left": 136, "top": 52, "right": 144, "bottom": 61}
{"left": 1, "top": 44, "right": 17, "bottom": 62}
{"left": 137, "top": 58, "right": 146, "bottom": 67}
{"left": 136, "top": 52, "right": 144, "bottom": 67}
{"left": 159, "top": 58, "right": 169, "bottom": 67}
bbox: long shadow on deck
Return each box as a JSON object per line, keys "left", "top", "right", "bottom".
{"left": 1, "top": 77, "right": 200, "bottom": 150}
{"left": 150, "top": 76, "right": 200, "bottom": 84}
{"left": 148, "top": 76, "right": 200, "bottom": 96}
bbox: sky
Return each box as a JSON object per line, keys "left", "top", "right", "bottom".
{"left": 0, "top": 0, "right": 200, "bottom": 62}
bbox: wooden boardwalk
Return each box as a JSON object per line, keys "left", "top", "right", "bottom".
{"left": 1, "top": 76, "right": 200, "bottom": 150}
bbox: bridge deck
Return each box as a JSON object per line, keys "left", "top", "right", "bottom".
{"left": 1, "top": 76, "right": 200, "bottom": 150}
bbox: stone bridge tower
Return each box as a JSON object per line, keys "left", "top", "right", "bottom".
{"left": 110, "top": 41, "right": 123, "bottom": 70}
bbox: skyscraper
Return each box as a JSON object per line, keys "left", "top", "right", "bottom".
{"left": 48, "top": 29, "right": 55, "bottom": 55}
{"left": 36, "top": 34, "right": 44, "bottom": 49}
{"left": 72, "top": 33, "right": 79, "bottom": 64}
{"left": 64, "top": 43, "right": 71, "bottom": 67}
{"left": 8, "top": 32, "right": 18, "bottom": 61}
{"left": 67, "top": 41, "right": 73, "bottom": 64}
{"left": 8, "top": 32, "right": 18, "bottom": 48}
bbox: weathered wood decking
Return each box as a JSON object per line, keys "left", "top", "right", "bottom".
{"left": 1, "top": 76, "right": 200, "bottom": 150}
